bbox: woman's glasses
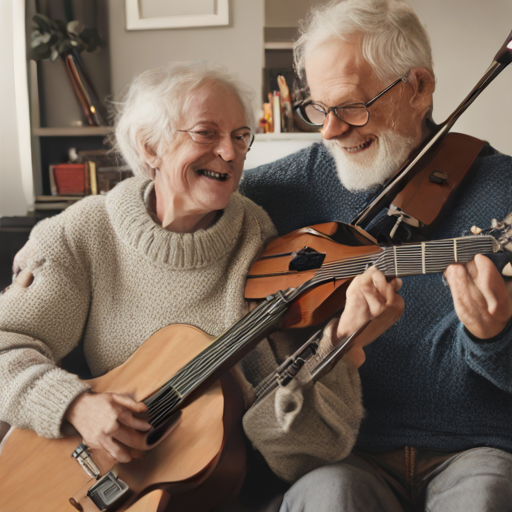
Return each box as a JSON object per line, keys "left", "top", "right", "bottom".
{"left": 177, "top": 128, "right": 254, "bottom": 152}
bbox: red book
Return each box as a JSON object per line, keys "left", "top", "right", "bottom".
{"left": 53, "top": 163, "right": 85, "bottom": 195}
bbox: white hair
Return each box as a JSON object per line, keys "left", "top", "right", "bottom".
{"left": 114, "top": 61, "right": 255, "bottom": 179}
{"left": 294, "top": 0, "right": 434, "bottom": 84}
{"left": 323, "top": 130, "right": 414, "bottom": 190}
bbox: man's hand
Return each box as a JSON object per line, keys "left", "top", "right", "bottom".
{"left": 12, "top": 240, "right": 36, "bottom": 277}
{"left": 337, "top": 267, "right": 404, "bottom": 367}
{"left": 65, "top": 392, "right": 152, "bottom": 463}
{"left": 445, "top": 254, "right": 512, "bottom": 339}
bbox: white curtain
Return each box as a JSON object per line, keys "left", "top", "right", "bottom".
{"left": 0, "top": 0, "right": 33, "bottom": 217}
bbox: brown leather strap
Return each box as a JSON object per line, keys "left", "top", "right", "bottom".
{"left": 391, "top": 132, "right": 485, "bottom": 228}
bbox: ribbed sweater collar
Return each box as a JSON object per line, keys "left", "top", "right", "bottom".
{"left": 106, "top": 177, "right": 244, "bottom": 269}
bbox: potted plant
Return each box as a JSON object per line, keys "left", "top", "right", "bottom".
{"left": 31, "top": 13, "right": 107, "bottom": 126}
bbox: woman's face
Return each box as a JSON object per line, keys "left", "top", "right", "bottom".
{"left": 152, "top": 84, "right": 251, "bottom": 231}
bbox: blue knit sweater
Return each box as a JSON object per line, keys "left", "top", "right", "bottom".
{"left": 240, "top": 141, "right": 512, "bottom": 453}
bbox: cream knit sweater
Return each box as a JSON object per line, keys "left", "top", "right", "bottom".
{"left": 0, "top": 177, "right": 363, "bottom": 483}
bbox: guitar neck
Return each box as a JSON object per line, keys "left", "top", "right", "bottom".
{"left": 145, "top": 291, "right": 292, "bottom": 427}
{"left": 376, "top": 235, "right": 497, "bottom": 277}
{"left": 309, "top": 234, "right": 499, "bottom": 287}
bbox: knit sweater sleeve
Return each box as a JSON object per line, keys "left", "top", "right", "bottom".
{"left": 0, "top": 208, "right": 92, "bottom": 438}
{"left": 456, "top": 317, "right": 512, "bottom": 393}
{"left": 242, "top": 320, "right": 363, "bottom": 483}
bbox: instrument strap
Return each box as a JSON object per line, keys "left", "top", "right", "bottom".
{"left": 366, "top": 133, "right": 488, "bottom": 244}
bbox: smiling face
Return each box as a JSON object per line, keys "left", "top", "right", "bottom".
{"left": 148, "top": 83, "right": 250, "bottom": 232}
{"left": 305, "top": 35, "right": 433, "bottom": 190}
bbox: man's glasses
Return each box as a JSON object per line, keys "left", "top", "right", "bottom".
{"left": 299, "top": 74, "right": 409, "bottom": 128}
{"left": 177, "top": 128, "right": 254, "bottom": 152}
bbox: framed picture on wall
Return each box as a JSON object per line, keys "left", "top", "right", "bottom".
{"left": 125, "top": 0, "right": 229, "bottom": 30}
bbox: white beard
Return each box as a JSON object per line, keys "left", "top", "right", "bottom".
{"left": 323, "top": 131, "right": 415, "bottom": 191}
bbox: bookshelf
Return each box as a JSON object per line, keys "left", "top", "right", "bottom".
{"left": 29, "top": 60, "right": 111, "bottom": 199}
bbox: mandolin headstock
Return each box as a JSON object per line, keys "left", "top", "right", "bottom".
{"left": 474, "top": 212, "right": 512, "bottom": 276}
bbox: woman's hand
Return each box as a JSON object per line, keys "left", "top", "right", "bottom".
{"left": 337, "top": 267, "right": 404, "bottom": 367}
{"left": 64, "top": 392, "right": 152, "bottom": 463}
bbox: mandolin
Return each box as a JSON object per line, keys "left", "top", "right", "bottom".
{"left": 245, "top": 215, "right": 512, "bottom": 328}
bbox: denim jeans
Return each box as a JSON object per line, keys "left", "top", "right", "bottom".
{"left": 279, "top": 447, "right": 512, "bottom": 512}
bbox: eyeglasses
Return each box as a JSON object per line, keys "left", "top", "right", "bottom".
{"left": 177, "top": 127, "right": 255, "bottom": 152}
{"left": 299, "top": 74, "right": 409, "bottom": 128}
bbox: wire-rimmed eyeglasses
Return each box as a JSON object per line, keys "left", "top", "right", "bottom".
{"left": 177, "top": 127, "right": 255, "bottom": 152}
{"left": 299, "top": 74, "right": 409, "bottom": 128}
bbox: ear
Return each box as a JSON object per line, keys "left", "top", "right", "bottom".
{"left": 407, "top": 67, "right": 435, "bottom": 114}
{"left": 137, "top": 137, "right": 162, "bottom": 170}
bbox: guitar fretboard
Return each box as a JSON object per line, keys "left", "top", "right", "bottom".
{"left": 309, "top": 235, "right": 497, "bottom": 286}
{"left": 376, "top": 235, "right": 497, "bottom": 276}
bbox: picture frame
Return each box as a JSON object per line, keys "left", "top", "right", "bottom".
{"left": 125, "top": 0, "right": 229, "bottom": 30}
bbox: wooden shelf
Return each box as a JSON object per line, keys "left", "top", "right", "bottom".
{"left": 264, "top": 42, "right": 293, "bottom": 50}
{"left": 33, "top": 127, "right": 112, "bottom": 137}
{"left": 255, "top": 132, "right": 321, "bottom": 141}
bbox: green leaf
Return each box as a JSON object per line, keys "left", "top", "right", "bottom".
{"left": 54, "top": 19, "right": 67, "bottom": 34}
{"left": 31, "top": 44, "right": 52, "bottom": 60}
{"left": 32, "top": 14, "right": 53, "bottom": 33}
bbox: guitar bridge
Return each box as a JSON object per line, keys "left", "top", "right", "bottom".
{"left": 87, "top": 471, "right": 129, "bottom": 510}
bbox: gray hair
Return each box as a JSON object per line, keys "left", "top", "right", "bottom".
{"left": 114, "top": 61, "right": 255, "bottom": 179}
{"left": 294, "top": 0, "right": 434, "bottom": 84}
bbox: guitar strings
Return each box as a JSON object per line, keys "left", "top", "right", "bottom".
{"left": 147, "top": 294, "right": 289, "bottom": 424}
{"left": 148, "top": 310, "right": 284, "bottom": 425}
{"left": 147, "top": 299, "right": 278, "bottom": 419}
{"left": 145, "top": 302, "right": 273, "bottom": 416}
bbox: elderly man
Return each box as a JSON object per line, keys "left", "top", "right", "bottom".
{"left": 240, "top": 0, "right": 512, "bottom": 510}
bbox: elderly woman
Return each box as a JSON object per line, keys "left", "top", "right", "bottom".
{"left": 0, "top": 62, "right": 402, "bottom": 495}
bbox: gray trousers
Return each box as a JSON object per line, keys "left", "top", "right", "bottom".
{"left": 279, "top": 447, "right": 512, "bottom": 512}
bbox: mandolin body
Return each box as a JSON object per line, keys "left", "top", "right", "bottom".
{"left": 0, "top": 324, "right": 246, "bottom": 512}
{"left": 246, "top": 222, "right": 382, "bottom": 328}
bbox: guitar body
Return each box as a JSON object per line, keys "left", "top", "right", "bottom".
{"left": 0, "top": 324, "right": 246, "bottom": 512}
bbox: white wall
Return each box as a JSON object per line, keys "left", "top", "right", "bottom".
{"left": 409, "top": 0, "right": 512, "bottom": 154}
{"left": 265, "top": 0, "right": 330, "bottom": 27}
{"left": 108, "top": 0, "right": 264, "bottom": 111}
{"left": 0, "top": 0, "right": 32, "bottom": 217}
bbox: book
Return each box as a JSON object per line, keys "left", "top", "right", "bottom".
{"left": 49, "top": 165, "right": 58, "bottom": 195}
{"left": 84, "top": 162, "right": 91, "bottom": 195}
{"left": 89, "top": 161, "right": 98, "bottom": 195}
{"left": 97, "top": 166, "right": 133, "bottom": 194}
{"left": 273, "top": 92, "right": 281, "bottom": 134}
{"left": 51, "top": 164, "right": 86, "bottom": 196}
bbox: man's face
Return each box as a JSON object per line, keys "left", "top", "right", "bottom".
{"left": 305, "top": 35, "right": 427, "bottom": 191}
